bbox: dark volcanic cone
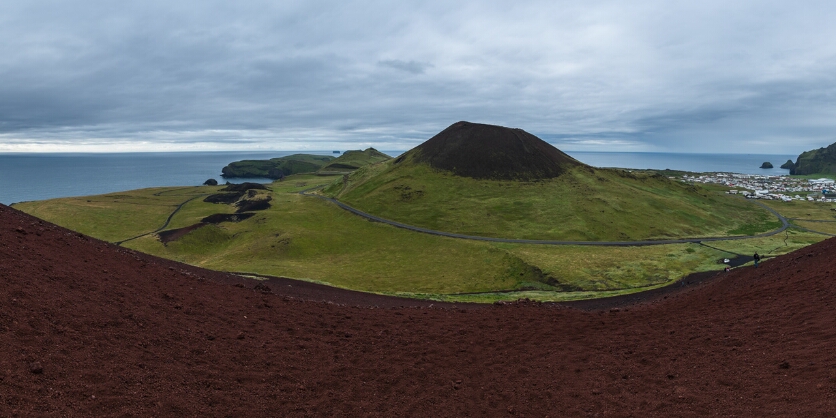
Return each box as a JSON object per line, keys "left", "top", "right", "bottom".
{"left": 402, "top": 121, "right": 587, "bottom": 180}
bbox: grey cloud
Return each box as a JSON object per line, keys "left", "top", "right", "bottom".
{"left": 378, "top": 60, "right": 432, "bottom": 74}
{"left": 1, "top": 0, "right": 836, "bottom": 153}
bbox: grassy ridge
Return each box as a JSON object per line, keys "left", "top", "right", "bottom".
{"left": 320, "top": 148, "right": 391, "bottom": 172}
{"left": 326, "top": 161, "right": 781, "bottom": 241}
{"left": 221, "top": 154, "right": 334, "bottom": 179}
{"left": 14, "top": 187, "right": 211, "bottom": 242}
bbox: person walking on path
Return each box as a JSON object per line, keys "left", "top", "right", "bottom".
{"left": 754, "top": 252, "right": 761, "bottom": 267}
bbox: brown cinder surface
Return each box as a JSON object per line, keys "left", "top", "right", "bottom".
{"left": 1, "top": 203, "right": 835, "bottom": 417}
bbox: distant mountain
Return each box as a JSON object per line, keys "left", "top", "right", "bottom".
{"left": 221, "top": 154, "right": 334, "bottom": 179}
{"left": 399, "top": 121, "right": 587, "bottom": 180}
{"left": 789, "top": 141, "right": 836, "bottom": 175}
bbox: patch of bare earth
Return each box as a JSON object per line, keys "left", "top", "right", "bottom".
{"left": 157, "top": 223, "right": 208, "bottom": 244}
{"left": 1, "top": 203, "right": 836, "bottom": 416}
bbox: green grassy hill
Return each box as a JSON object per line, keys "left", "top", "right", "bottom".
{"left": 318, "top": 121, "right": 781, "bottom": 241}
{"left": 221, "top": 154, "right": 334, "bottom": 179}
{"left": 790, "top": 142, "right": 836, "bottom": 175}
{"left": 9, "top": 122, "right": 813, "bottom": 302}
{"left": 324, "top": 157, "right": 781, "bottom": 242}
{"left": 319, "top": 148, "right": 391, "bottom": 173}
{"left": 13, "top": 176, "right": 823, "bottom": 302}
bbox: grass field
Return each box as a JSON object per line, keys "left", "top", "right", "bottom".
{"left": 790, "top": 221, "right": 836, "bottom": 235}
{"left": 320, "top": 148, "right": 391, "bottom": 172}
{"left": 221, "top": 154, "right": 334, "bottom": 178}
{"left": 13, "top": 173, "right": 833, "bottom": 302}
{"left": 696, "top": 229, "right": 825, "bottom": 258}
{"left": 15, "top": 187, "right": 212, "bottom": 243}
{"left": 758, "top": 199, "right": 836, "bottom": 220}
{"left": 325, "top": 162, "right": 782, "bottom": 241}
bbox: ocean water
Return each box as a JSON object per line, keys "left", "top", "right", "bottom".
{"left": 0, "top": 151, "right": 798, "bottom": 205}
{"left": 564, "top": 152, "right": 798, "bottom": 176}
{"left": 0, "top": 151, "right": 338, "bottom": 205}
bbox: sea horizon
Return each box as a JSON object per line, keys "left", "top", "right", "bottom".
{"left": 0, "top": 150, "right": 801, "bottom": 205}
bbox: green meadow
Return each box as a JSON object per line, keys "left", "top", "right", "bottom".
{"left": 13, "top": 173, "right": 831, "bottom": 302}
{"left": 326, "top": 161, "right": 782, "bottom": 241}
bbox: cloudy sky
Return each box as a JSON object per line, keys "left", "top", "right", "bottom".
{"left": 1, "top": 0, "right": 835, "bottom": 154}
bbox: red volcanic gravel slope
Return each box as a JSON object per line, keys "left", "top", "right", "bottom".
{"left": 2, "top": 202, "right": 836, "bottom": 417}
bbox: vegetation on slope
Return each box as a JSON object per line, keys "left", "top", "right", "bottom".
{"left": 319, "top": 148, "right": 391, "bottom": 172}
{"left": 324, "top": 160, "right": 781, "bottom": 241}
{"left": 790, "top": 141, "right": 836, "bottom": 175}
{"left": 13, "top": 187, "right": 214, "bottom": 243}
{"left": 221, "top": 154, "right": 334, "bottom": 179}
{"left": 15, "top": 173, "right": 826, "bottom": 302}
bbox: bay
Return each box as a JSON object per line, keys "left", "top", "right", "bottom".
{"left": 0, "top": 151, "right": 798, "bottom": 205}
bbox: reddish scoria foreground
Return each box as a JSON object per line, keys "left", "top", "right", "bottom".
{"left": 1, "top": 203, "right": 836, "bottom": 417}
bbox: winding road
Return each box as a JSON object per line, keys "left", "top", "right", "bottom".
{"left": 115, "top": 185, "right": 833, "bottom": 249}
{"left": 301, "top": 189, "right": 803, "bottom": 246}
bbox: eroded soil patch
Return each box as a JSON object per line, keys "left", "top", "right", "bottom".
{"left": 157, "top": 213, "right": 256, "bottom": 244}
{"left": 157, "top": 223, "right": 208, "bottom": 243}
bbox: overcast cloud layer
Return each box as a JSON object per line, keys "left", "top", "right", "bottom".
{"left": 1, "top": 0, "right": 835, "bottom": 153}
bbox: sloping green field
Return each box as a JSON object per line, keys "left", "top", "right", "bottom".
{"left": 13, "top": 173, "right": 826, "bottom": 302}
{"left": 320, "top": 148, "right": 391, "bottom": 172}
{"left": 221, "top": 154, "right": 334, "bottom": 178}
{"left": 325, "top": 161, "right": 782, "bottom": 241}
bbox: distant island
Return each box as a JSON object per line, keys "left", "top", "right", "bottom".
{"left": 780, "top": 160, "right": 794, "bottom": 170}
{"left": 221, "top": 148, "right": 390, "bottom": 179}
{"left": 788, "top": 141, "right": 836, "bottom": 175}
{"left": 760, "top": 162, "right": 773, "bottom": 169}
{"left": 221, "top": 154, "right": 334, "bottom": 179}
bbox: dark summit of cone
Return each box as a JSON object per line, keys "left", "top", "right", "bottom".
{"left": 405, "top": 121, "right": 586, "bottom": 180}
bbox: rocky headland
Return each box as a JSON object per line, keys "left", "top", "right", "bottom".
{"left": 789, "top": 140, "right": 836, "bottom": 175}
{"left": 221, "top": 154, "right": 334, "bottom": 179}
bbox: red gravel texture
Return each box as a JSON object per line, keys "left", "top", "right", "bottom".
{"left": 1, "top": 202, "right": 836, "bottom": 417}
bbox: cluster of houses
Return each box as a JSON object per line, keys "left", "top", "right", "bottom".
{"left": 679, "top": 173, "right": 836, "bottom": 202}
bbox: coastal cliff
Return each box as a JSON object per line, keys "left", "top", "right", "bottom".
{"left": 221, "top": 154, "right": 334, "bottom": 179}
{"left": 221, "top": 149, "right": 389, "bottom": 179}
{"left": 789, "top": 141, "right": 836, "bottom": 175}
